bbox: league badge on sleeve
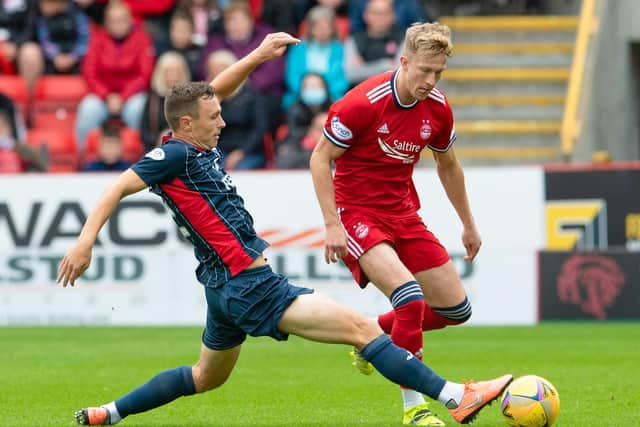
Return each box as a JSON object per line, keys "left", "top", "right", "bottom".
{"left": 146, "top": 148, "right": 166, "bottom": 161}
{"left": 331, "top": 117, "right": 353, "bottom": 141}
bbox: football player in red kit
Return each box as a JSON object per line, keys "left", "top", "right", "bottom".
{"left": 310, "top": 22, "right": 482, "bottom": 426}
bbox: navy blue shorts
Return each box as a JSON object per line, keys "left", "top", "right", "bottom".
{"left": 202, "top": 265, "right": 314, "bottom": 350}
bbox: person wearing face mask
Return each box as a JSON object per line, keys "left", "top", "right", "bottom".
{"left": 282, "top": 5, "right": 348, "bottom": 110}
{"left": 276, "top": 73, "right": 330, "bottom": 169}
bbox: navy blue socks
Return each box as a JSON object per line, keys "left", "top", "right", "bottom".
{"left": 115, "top": 366, "right": 196, "bottom": 418}
{"left": 360, "top": 335, "right": 446, "bottom": 400}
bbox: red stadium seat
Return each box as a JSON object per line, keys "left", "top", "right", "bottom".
{"left": 32, "top": 110, "right": 78, "bottom": 131}
{"left": 0, "top": 149, "right": 24, "bottom": 173}
{"left": 27, "top": 128, "right": 79, "bottom": 172}
{"left": 32, "top": 75, "right": 88, "bottom": 130}
{"left": 83, "top": 127, "right": 144, "bottom": 164}
{"left": 0, "top": 75, "right": 29, "bottom": 116}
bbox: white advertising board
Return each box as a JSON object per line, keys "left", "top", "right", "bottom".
{"left": 0, "top": 167, "right": 543, "bottom": 326}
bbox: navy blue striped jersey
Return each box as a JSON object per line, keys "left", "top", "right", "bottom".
{"left": 131, "top": 138, "right": 269, "bottom": 287}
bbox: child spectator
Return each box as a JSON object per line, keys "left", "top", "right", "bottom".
{"left": 75, "top": 1, "right": 154, "bottom": 148}
{"left": 283, "top": 5, "right": 348, "bottom": 109}
{"left": 141, "top": 51, "right": 191, "bottom": 153}
{"left": 276, "top": 73, "right": 330, "bottom": 169}
{"left": 81, "top": 120, "right": 131, "bottom": 171}
{"left": 205, "top": 49, "right": 269, "bottom": 170}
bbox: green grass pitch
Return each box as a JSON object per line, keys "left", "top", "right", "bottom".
{"left": 0, "top": 323, "right": 637, "bottom": 426}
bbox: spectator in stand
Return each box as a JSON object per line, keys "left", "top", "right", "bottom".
{"left": 75, "top": 0, "right": 155, "bottom": 148}
{"left": 199, "top": 1, "right": 283, "bottom": 131}
{"left": 344, "top": 0, "right": 403, "bottom": 85}
{"left": 277, "top": 72, "right": 330, "bottom": 169}
{"left": 295, "top": 0, "right": 350, "bottom": 40}
{"left": 0, "top": 1, "right": 41, "bottom": 90}
{"left": 140, "top": 51, "right": 191, "bottom": 153}
{"left": 81, "top": 120, "right": 131, "bottom": 172}
{"left": 283, "top": 5, "right": 347, "bottom": 109}
{"left": 157, "top": 10, "right": 202, "bottom": 80}
{"left": 0, "top": 98, "right": 47, "bottom": 172}
{"left": 348, "top": 0, "right": 425, "bottom": 34}
{"left": 176, "top": 0, "right": 223, "bottom": 47}
{"left": 205, "top": 49, "right": 269, "bottom": 170}
{"left": 31, "top": 0, "right": 90, "bottom": 78}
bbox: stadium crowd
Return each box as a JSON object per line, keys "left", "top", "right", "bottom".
{"left": 0, "top": 0, "right": 538, "bottom": 173}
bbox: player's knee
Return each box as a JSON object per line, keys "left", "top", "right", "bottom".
{"left": 433, "top": 296, "right": 472, "bottom": 326}
{"left": 191, "top": 364, "right": 230, "bottom": 393}
{"left": 352, "top": 315, "right": 384, "bottom": 350}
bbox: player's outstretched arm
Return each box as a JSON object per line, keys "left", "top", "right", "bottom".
{"left": 210, "top": 32, "right": 299, "bottom": 100}
{"left": 56, "top": 169, "right": 148, "bottom": 287}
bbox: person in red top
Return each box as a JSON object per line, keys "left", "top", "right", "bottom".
{"left": 74, "top": 1, "right": 155, "bottom": 148}
{"left": 310, "top": 22, "right": 481, "bottom": 426}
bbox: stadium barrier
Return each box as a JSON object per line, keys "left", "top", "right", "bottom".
{"left": 0, "top": 168, "right": 544, "bottom": 326}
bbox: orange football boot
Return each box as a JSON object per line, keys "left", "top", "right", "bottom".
{"left": 75, "top": 407, "right": 112, "bottom": 425}
{"left": 448, "top": 374, "right": 513, "bottom": 424}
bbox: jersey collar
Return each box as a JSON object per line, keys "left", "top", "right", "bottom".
{"left": 391, "top": 69, "right": 418, "bottom": 110}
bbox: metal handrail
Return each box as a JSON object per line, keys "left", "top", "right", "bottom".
{"left": 560, "top": 0, "right": 599, "bottom": 160}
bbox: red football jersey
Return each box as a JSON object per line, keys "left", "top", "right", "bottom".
{"left": 323, "top": 70, "right": 455, "bottom": 214}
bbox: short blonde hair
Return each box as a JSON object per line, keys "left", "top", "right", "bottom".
{"left": 403, "top": 22, "right": 453, "bottom": 57}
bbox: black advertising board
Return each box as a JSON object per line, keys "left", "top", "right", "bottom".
{"left": 545, "top": 166, "right": 640, "bottom": 251}
{"left": 539, "top": 250, "right": 640, "bottom": 320}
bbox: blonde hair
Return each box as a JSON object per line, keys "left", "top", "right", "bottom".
{"left": 403, "top": 22, "right": 453, "bottom": 57}
{"left": 151, "top": 51, "right": 191, "bottom": 96}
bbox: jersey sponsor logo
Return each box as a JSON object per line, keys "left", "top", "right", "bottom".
{"left": 420, "top": 121, "right": 432, "bottom": 140}
{"left": 377, "top": 137, "right": 419, "bottom": 163}
{"left": 145, "top": 148, "right": 166, "bottom": 161}
{"left": 330, "top": 117, "right": 353, "bottom": 141}
{"left": 377, "top": 123, "right": 390, "bottom": 134}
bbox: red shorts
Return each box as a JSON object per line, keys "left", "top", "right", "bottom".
{"left": 339, "top": 207, "right": 450, "bottom": 288}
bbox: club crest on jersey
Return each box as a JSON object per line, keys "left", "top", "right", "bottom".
{"left": 146, "top": 148, "right": 165, "bottom": 161}
{"left": 331, "top": 117, "right": 353, "bottom": 141}
{"left": 354, "top": 222, "right": 369, "bottom": 239}
{"left": 420, "top": 122, "right": 432, "bottom": 140}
